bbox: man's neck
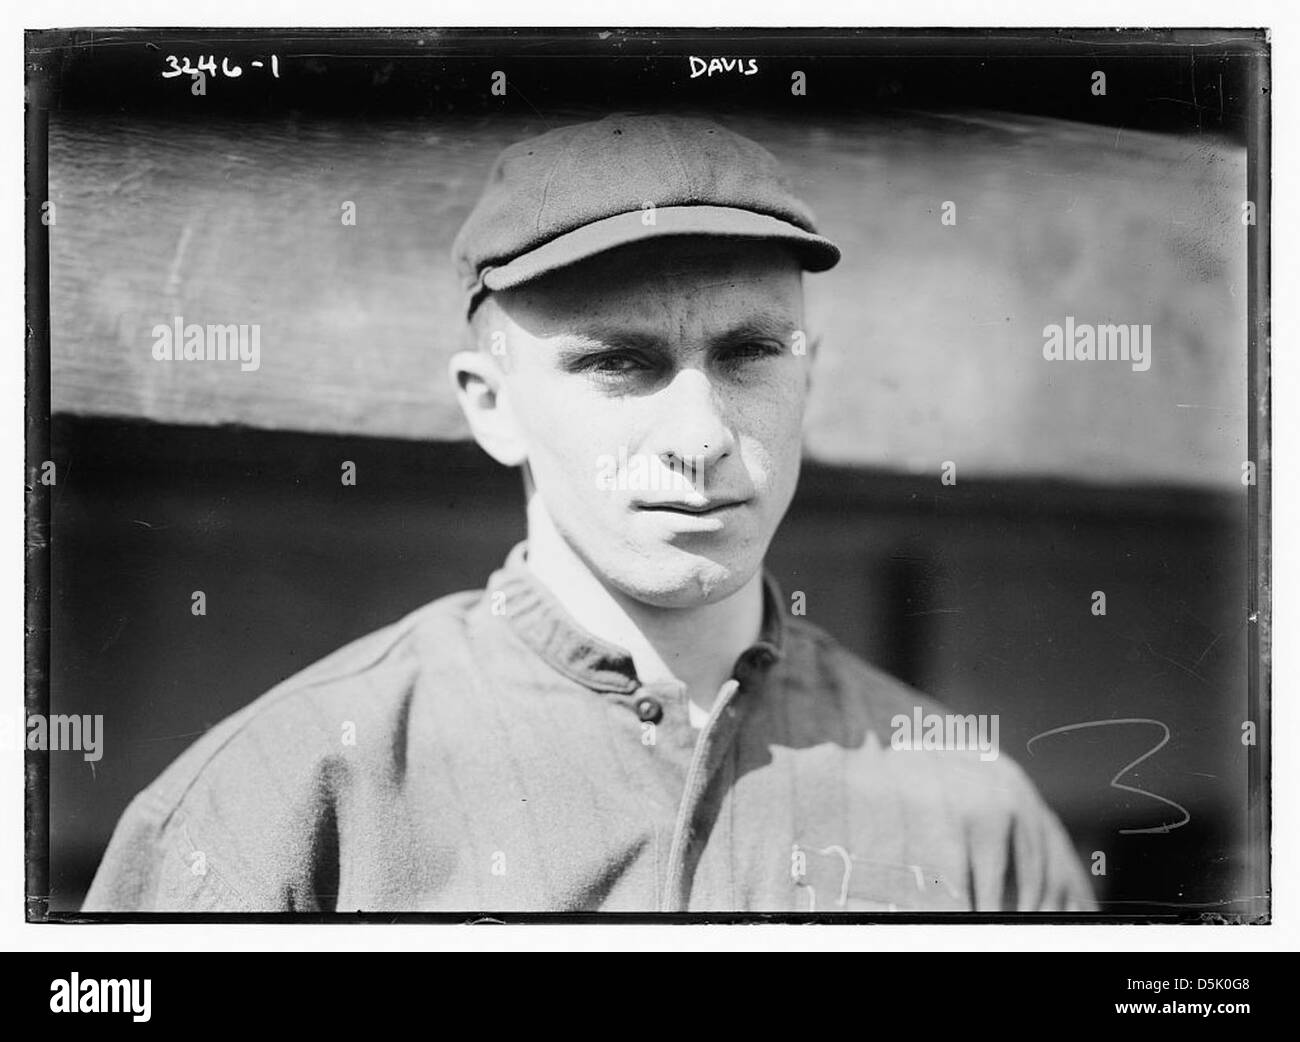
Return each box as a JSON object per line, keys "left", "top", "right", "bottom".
{"left": 522, "top": 497, "right": 764, "bottom": 720}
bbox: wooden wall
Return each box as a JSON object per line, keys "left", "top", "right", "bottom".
{"left": 48, "top": 110, "right": 1247, "bottom": 487}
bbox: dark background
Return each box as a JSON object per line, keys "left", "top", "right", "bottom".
{"left": 46, "top": 417, "right": 1255, "bottom": 915}
{"left": 28, "top": 28, "right": 1268, "bottom": 917}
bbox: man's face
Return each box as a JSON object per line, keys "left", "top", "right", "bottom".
{"left": 485, "top": 237, "right": 810, "bottom": 609}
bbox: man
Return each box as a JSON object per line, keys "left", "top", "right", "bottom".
{"left": 85, "top": 114, "right": 1095, "bottom": 913}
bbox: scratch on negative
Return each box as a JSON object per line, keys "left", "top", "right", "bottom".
{"left": 164, "top": 222, "right": 194, "bottom": 297}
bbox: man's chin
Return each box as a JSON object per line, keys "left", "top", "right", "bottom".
{"left": 602, "top": 545, "right": 758, "bottom": 609}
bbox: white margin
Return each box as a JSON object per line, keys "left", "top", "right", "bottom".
{"left": 2, "top": 0, "right": 1294, "bottom": 955}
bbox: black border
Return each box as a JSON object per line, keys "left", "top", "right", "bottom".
{"left": 24, "top": 25, "right": 1272, "bottom": 926}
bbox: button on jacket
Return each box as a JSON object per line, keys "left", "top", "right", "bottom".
{"left": 85, "top": 542, "right": 1096, "bottom": 913}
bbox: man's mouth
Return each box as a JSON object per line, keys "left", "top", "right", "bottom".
{"left": 635, "top": 498, "right": 749, "bottom": 516}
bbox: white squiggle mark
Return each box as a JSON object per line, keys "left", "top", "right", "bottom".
{"left": 813, "top": 844, "right": 853, "bottom": 907}
{"left": 1027, "top": 718, "right": 1191, "bottom": 835}
{"left": 793, "top": 843, "right": 853, "bottom": 909}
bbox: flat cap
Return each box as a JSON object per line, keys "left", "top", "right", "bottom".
{"left": 452, "top": 113, "right": 841, "bottom": 314}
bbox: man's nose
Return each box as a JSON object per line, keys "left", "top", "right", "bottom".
{"left": 643, "top": 367, "right": 736, "bottom": 473}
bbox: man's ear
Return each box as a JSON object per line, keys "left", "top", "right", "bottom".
{"left": 448, "top": 348, "right": 529, "bottom": 467}
{"left": 805, "top": 332, "right": 821, "bottom": 393}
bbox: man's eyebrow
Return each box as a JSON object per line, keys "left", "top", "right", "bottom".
{"left": 553, "top": 314, "right": 797, "bottom": 357}
{"left": 554, "top": 328, "right": 666, "bottom": 357}
{"left": 709, "top": 315, "right": 797, "bottom": 345}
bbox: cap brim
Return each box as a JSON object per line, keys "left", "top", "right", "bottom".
{"left": 479, "top": 205, "right": 841, "bottom": 294}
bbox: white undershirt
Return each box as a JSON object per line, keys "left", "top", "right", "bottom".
{"left": 688, "top": 699, "right": 710, "bottom": 730}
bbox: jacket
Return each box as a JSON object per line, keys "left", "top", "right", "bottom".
{"left": 84, "top": 542, "right": 1096, "bottom": 913}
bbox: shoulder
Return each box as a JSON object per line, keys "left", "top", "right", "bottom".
{"left": 780, "top": 615, "right": 954, "bottom": 728}
{"left": 779, "top": 617, "right": 1095, "bottom": 909}
{"left": 131, "top": 587, "right": 484, "bottom": 830}
{"left": 779, "top": 615, "right": 1051, "bottom": 807}
{"left": 84, "top": 588, "right": 486, "bottom": 910}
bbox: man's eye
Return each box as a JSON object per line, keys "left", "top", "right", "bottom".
{"left": 581, "top": 352, "right": 652, "bottom": 376}
{"left": 720, "top": 340, "right": 782, "bottom": 364}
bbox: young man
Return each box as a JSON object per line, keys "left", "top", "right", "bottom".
{"left": 85, "top": 114, "right": 1095, "bottom": 913}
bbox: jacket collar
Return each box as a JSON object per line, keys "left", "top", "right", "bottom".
{"left": 485, "top": 541, "right": 786, "bottom": 694}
